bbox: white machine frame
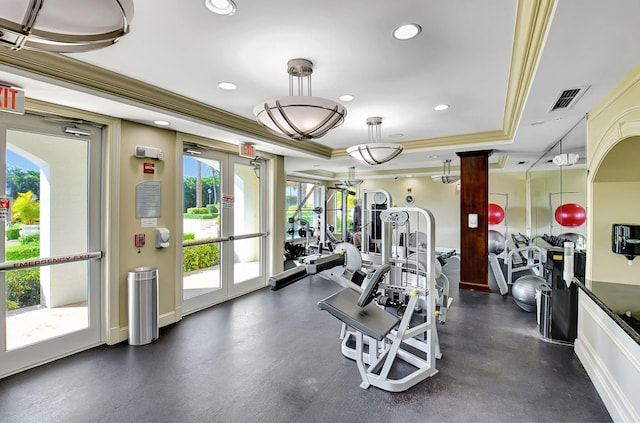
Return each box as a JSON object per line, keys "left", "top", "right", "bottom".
{"left": 319, "top": 206, "right": 442, "bottom": 392}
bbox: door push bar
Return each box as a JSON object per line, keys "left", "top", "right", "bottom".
{"left": 182, "top": 232, "right": 269, "bottom": 248}
{"left": 0, "top": 251, "right": 103, "bottom": 272}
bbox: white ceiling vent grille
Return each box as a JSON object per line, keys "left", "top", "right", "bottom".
{"left": 549, "top": 86, "right": 589, "bottom": 112}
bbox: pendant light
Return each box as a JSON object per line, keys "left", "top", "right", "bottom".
{"left": 342, "top": 166, "right": 363, "bottom": 188}
{"left": 431, "top": 159, "right": 460, "bottom": 183}
{"left": 254, "top": 58, "right": 347, "bottom": 141}
{"left": 0, "top": 0, "right": 134, "bottom": 52}
{"left": 347, "top": 117, "right": 403, "bottom": 165}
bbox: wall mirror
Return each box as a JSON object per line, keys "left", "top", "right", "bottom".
{"left": 526, "top": 118, "right": 588, "bottom": 249}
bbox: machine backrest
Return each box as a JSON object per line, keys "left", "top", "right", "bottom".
{"left": 357, "top": 264, "right": 391, "bottom": 307}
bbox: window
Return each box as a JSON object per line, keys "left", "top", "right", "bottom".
{"left": 285, "top": 181, "right": 319, "bottom": 240}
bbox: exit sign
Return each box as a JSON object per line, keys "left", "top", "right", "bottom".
{"left": 0, "top": 85, "right": 25, "bottom": 115}
{"left": 239, "top": 143, "right": 255, "bottom": 158}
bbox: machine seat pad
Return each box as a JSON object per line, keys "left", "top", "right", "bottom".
{"left": 318, "top": 288, "right": 400, "bottom": 341}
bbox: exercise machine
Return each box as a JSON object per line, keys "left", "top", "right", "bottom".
{"left": 318, "top": 207, "right": 442, "bottom": 392}
{"left": 285, "top": 184, "right": 354, "bottom": 258}
{"left": 269, "top": 242, "right": 364, "bottom": 291}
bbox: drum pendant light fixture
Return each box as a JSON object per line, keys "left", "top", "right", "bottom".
{"left": 347, "top": 117, "right": 403, "bottom": 165}
{"left": 431, "top": 159, "right": 460, "bottom": 183}
{"left": 0, "top": 0, "right": 134, "bottom": 52}
{"left": 254, "top": 58, "right": 347, "bottom": 141}
{"left": 342, "top": 166, "right": 363, "bottom": 188}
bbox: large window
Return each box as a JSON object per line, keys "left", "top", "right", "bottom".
{"left": 285, "top": 181, "right": 357, "bottom": 243}
{"left": 285, "top": 181, "right": 320, "bottom": 240}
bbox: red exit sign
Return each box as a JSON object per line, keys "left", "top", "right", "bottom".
{"left": 239, "top": 143, "right": 255, "bottom": 158}
{"left": 0, "top": 85, "right": 25, "bottom": 115}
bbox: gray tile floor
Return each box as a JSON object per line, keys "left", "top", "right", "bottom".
{"left": 0, "top": 260, "right": 611, "bottom": 422}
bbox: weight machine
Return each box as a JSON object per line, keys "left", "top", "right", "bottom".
{"left": 317, "top": 207, "right": 443, "bottom": 392}
{"left": 285, "top": 184, "right": 353, "bottom": 257}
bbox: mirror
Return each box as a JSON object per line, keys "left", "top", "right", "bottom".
{"left": 527, "top": 119, "right": 588, "bottom": 250}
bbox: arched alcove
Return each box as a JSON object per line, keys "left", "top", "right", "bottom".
{"left": 590, "top": 135, "right": 640, "bottom": 283}
{"left": 586, "top": 65, "right": 640, "bottom": 284}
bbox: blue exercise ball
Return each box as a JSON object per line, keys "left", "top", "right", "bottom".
{"left": 512, "top": 275, "right": 547, "bottom": 312}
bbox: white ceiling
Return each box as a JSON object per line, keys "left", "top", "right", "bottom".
{"left": 1, "top": 0, "right": 639, "bottom": 181}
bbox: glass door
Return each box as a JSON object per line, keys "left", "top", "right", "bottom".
{"left": 0, "top": 112, "right": 102, "bottom": 378}
{"left": 182, "top": 151, "right": 225, "bottom": 311}
{"left": 182, "top": 147, "right": 266, "bottom": 314}
{"left": 229, "top": 155, "right": 265, "bottom": 296}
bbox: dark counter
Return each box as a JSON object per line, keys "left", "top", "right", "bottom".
{"left": 577, "top": 280, "right": 640, "bottom": 345}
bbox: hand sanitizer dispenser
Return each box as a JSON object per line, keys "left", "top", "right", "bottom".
{"left": 155, "top": 228, "right": 170, "bottom": 248}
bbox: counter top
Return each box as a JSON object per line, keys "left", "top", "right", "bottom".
{"left": 577, "top": 280, "right": 640, "bottom": 345}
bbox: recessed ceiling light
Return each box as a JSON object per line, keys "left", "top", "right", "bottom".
{"left": 388, "top": 133, "right": 404, "bottom": 138}
{"left": 204, "top": 0, "right": 236, "bottom": 15}
{"left": 339, "top": 94, "right": 355, "bottom": 102}
{"left": 154, "top": 120, "right": 170, "bottom": 126}
{"left": 217, "top": 82, "right": 237, "bottom": 90}
{"left": 428, "top": 155, "right": 439, "bottom": 159}
{"left": 434, "top": 104, "right": 450, "bottom": 111}
{"left": 392, "top": 23, "right": 422, "bottom": 40}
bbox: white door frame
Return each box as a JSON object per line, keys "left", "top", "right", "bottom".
{"left": 180, "top": 147, "right": 267, "bottom": 315}
{"left": 0, "top": 111, "right": 102, "bottom": 378}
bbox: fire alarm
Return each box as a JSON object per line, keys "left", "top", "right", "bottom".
{"left": 143, "top": 162, "right": 155, "bottom": 174}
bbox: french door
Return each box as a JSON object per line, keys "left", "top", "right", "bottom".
{"left": 0, "top": 112, "right": 102, "bottom": 377}
{"left": 182, "top": 147, "right": 266, "bottom": 314}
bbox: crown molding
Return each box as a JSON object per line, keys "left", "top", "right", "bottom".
{"left": 0, "top": 48, "right": 333, "bottom": 158}
{"left": 502, "top": 0, "right": 556, "bottom": 139}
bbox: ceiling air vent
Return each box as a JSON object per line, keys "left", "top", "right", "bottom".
{"left": 549, "top": 86, "right": 589, "bottom": 112}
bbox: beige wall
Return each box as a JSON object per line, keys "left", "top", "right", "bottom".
{"left": 355, "top": 170, "right": 531, "bottom": 251}
{"left": 359, "top": 176, "right": 461, "bottom": 250}
{"left": 587, "top": 64, "right": 640, "bottom": 286}
{"left": 117, "top": 121, "right": 179, "bottom": 329}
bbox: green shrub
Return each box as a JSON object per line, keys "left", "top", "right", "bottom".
{"left": 11, "top": 191, "right": 40, "bottom": 224}
{"left": 19, "top": 234, "right": 40, "bottom": 245}
{"left": 6, "top": 268, "right": 40, "bottom": 310}
{"left": 183, "top": 213, "right": 215, "bottom": 219}
{"left": 6, "top": 300, "right": 20, "bottom": 310}
{"left": 6, "top": 243, "right": 40, "bottom": 261}
{"left": 183, "top": 243, "right": 220, "bottom": 272}
{"left": 206, "top": 204, "right": 219, "bottom": 214}
{"left": 186, "top": 207, "right": 209, "bottom": 214}
{"left": 183, "top": 232, "right": 195, "bottom": 241}
{"left": 6, "top": 224, "right": 21, "bottom": 240}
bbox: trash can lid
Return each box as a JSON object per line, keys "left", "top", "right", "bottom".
{"left": 132, "top": 267, "right": 157, "bottom": 272}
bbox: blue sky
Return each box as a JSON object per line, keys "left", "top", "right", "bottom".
{"left": 7, "top": 151, "right": 38, "bottom": 171}
{"left": 183, "top": 156, "right": 218, "bottom": 179}
{"left": 6, "top": 152, "right": 210, "bottom": 176}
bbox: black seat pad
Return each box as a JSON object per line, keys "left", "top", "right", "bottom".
{"left": 318, "top": 288, "right": 400, "bottom": 341}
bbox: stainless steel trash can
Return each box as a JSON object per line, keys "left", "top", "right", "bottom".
{"left": 128, "top": 267, "right": 159, "bottom": 345}
{"left": 536, "top": 284, "right": 552, "bottom": 339}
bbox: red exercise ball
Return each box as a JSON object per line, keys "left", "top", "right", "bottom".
{"left": 488, "top": 203, "right": 505, "bottom": 225}
{"left": 554, "top": 203, "right": 586, "bottom": 227}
